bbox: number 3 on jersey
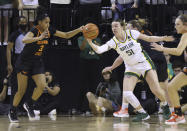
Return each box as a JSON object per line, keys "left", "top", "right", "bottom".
{"left": 126, "top": 49, "right": 134, "bottom": 56}
{"left": 38, "top": 45, "right": 44, "bottom": 52}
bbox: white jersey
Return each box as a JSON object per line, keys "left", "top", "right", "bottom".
{"left": 106, "top": 29, "right": 146, "bottom": 66}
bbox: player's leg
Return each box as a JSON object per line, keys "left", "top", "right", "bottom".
{"left": 145, "top": 69, "right": 170, "bottom": 120}
{"left": 165, "top": 72, "right": 187, "bottom": 124}
{"left": 86, "top": 92, "right": 99, "bottom": 115}
{"left": 8, "top": 72, "right": 28, "bottom": 122}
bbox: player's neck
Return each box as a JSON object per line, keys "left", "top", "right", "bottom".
{"left": 116, "top": 31, "right": 126, "bottom": 42}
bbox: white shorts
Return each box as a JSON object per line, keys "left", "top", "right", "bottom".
{"left": 125, "top": 59, "right": 155, "bottom": 79}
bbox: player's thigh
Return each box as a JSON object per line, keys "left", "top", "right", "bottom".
{"left": 123, "top": 73, "right": 139, "bottom": 91}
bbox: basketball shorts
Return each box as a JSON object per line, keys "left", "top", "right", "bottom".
{"left": 124, "top": 56, "right": 155, "bottom": 79}
{"left": 15, "top": 57, "right": 45, "bottom": 76}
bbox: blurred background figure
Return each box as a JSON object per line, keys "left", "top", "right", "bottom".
{"left": 110, "top": 0, "right": 138, "bottom": 21}
{"left": 33, "top": 71, "right": 60, "bottom": 116}
{"left": 86, "top": 70, "right": 121, "bottom": 115}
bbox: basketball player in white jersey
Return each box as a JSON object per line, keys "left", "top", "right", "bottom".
{"left": 86, "top": 20, "right": 174, "bottom": 122}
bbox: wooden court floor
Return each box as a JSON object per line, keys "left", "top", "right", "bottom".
{"left": 1, "top": 115, "right": 187, "bottom": 131}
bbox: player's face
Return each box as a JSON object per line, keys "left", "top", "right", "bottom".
{"left": 175, "top": 18, "right": 187, "bottom": 34}
{"left": 45, "top": 71, "right": 52, "bottom": 83}
{"left": 112, "top": 22, "right": 123, "bottom": 35}
{"left": 39, "top": 17, "right": 50, "bottom": 31}
{"left": 103, "top": 73, "right": 111, "bottom": 81}
{"left": 173, "top": 67, "right": 182, "bottom": 76}
{"left": 19, "top": 17, "right": 27, "bottom": 25}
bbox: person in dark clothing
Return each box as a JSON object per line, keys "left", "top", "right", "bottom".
{"left": 33, "top": 71, "right": 60, "bottom": 115}
{"left": 7, "top": 16, "right": 28, "bottom": 108}
{"left": 126, "top": 20, "right": 171, "bottom": 112}
{"left": 86, "top": 70, "right": 121, "bottom": 115}
{"left": 0, "top": 77, "right": 11, "bottom": 115}
{"left": 8, "top": 6, "right": 84, "bottom": 123}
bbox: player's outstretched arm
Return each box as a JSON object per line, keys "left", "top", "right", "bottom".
{"left": 103, "top": 56, "right": 123, "bottom": 73}
{"left": 138, "top": 33, "right": 174, "bottom": 43}
{"left": 86, "top": 39, "right": 110, "bottom": 54}
{"left": 151, "top": 33, "right": 187, "bottom": 56}
{"left": 54, "top": 26, "right": 84, "bottom": 39}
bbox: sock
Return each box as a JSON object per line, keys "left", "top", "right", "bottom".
{"left": 137, "top": 108, "right": 146, "bottom": 113}
{"left": 170, "top": 107, "right": 174, "bottom": 113}
{"left": 121, "top": 103, "right": 128, "bottom": 110}
{"left": 174, "top": 107, "right": 182, "bottom": 116}
{"left": 11, "top": 106, "right": 17, "bottom": 111}
{"left": 160, "top": 101, "right": 167, "bottom": 106}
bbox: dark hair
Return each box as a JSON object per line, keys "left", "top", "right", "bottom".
{"left": 177, "top": 14, "right": 187, "bottom": 25}
{"left": 34, "top": 6, "right": 49, "bottom": 25}
{"left": 112, "top": 19, "right": 125, "bottom": 27}
{"left": 128, "top": 20, "right": 142, "bottom": 31}
{"left": 101, "top": 71, "right": 116, "bottom": 83}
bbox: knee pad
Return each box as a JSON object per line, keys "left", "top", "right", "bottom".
{"left": 123, "top": 91, "right": 140, "bottom": 108}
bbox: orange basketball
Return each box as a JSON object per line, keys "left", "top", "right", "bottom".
{"left": 83, "top": 23, "right": 99, "bottom": 39}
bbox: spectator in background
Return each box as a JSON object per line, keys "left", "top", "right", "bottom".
{"left": 6, "top": 16, "right": 28, "bottom": 107}
{"left": 164, "top": 53, "right": 174, "bottom": 81}
{"left": 86, "top": 70, "right": 121, "bottom": 115}
{"left": 19, "top": 0, "right": 39, "bottom": 28}
{"left": 0, "top": 0, "right": 23, "bottom": 46}
{"left": 0, "top": 77, "right": 11, "bottom": 115}
{"left": 33, "top": 71, "right": 60, "bottom": 116}
{"left": 110, "top": 0, "right": 138, "bottom": 21}
{"left": 143, "top": 0, "right": 168, "bottom": 34}
{"left": 78, "top": 18, "right": 101, "bottom": 114}
{"left": 78, "top": 0, "right": 101, "bottom": 25}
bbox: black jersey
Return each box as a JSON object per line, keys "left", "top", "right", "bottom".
{"left": 19, "top": 26, "right": 56, "bottom": 63}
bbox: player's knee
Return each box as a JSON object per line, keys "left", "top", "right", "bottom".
{"left": 86, "top": 92, "right": 93, "bottom": 98}
{"left": 123, "top": 91, "right": 133, "bottom": 99}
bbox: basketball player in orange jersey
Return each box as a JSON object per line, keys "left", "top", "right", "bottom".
{"left": 8, "top": 6, "right": 84, "bottom": 123}
{"left": 152, "top": 14, "right": 187, "bottom": 125}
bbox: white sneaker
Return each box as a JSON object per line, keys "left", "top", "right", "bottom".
{"left": 0, "top": 42, "right": 2, "bottom": 46}
{"left": 3, "top": 42, "right": 7, "bottom": 46}
{"left": 48, "top": 109, "right": 56, "bottom": 115}
{"left": 34, "top": 110, "right": 40, "bottom": 115}
{"left": 48, "top": 114, "right": 56, "bottom": 121}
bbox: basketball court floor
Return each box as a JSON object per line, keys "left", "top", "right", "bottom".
{"left": 1, "top": 115, "right": 187, "bottom": 131}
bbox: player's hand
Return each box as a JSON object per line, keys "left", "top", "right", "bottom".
{"left": 151, "top": 43, "right": 164, "bottom": 52}
{"left": 102, "top": 66, "right": 113, "bottom": 74}
{"left": 3, "top": 78, "right": 8, "bottom": 84}
{"left": 39, "top": 30, "right": 49, "bottom": 40}
{"left": 7, "top": 64, "right": 13, "bottom": 75}
{"left": 163, "top": 36, "right": 175, "bottom": 42}
{"left": 79, "top": 26, "right": 85, "bottom": 32}
{"left": 86, "top": 38, "right": 92, "bottom": 43}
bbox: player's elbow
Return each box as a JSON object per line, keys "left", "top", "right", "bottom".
{"left": 175, "top": 50, "right": 183, "bottom": 56}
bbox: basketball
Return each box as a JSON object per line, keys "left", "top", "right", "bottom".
{"left": 83, "top": 23, "right": 99, "bottom": 39}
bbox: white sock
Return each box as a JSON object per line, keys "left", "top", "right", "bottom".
{"left": 160, "top": 101, "right": 167, "bottom": 106}
{"left": 138, "top": 108, "right": 146, "bottom": 113}
{"left": 170, "top": 107, "right": 174, "bottom": 113}
{"left": 121, "top": 103, "right": 128, "bottom": 110}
